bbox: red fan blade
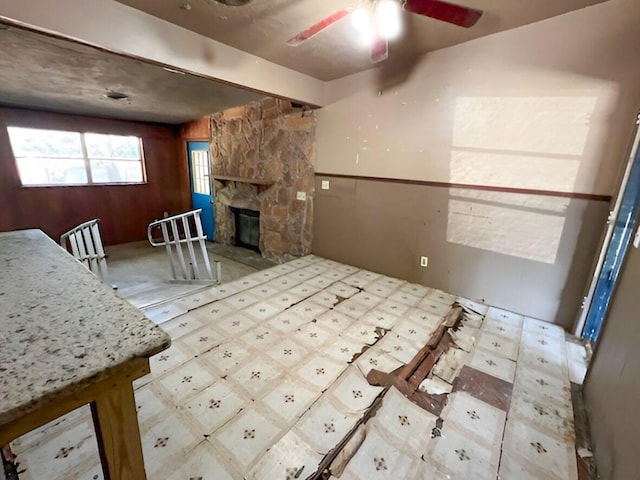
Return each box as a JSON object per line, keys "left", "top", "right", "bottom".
{"left": 287, "top": 9, "right": 352, "bottom": 46}
{"left": 403, "top": 0, "right": 482, "bottom": 28}
{"left": 370, "top": 34, "right": 389, "bottom": 63}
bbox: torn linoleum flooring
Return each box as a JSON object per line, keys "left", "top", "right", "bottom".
{"left": 7, "top": 255, "right": 591, "bottom": 480}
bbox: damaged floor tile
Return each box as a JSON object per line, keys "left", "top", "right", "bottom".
{"left": 10, "top": 254, "right": 587, "bottom": 480}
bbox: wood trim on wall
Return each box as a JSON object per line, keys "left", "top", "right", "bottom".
{"left": 315, "top": 172, "right": 613, "bottom": 202}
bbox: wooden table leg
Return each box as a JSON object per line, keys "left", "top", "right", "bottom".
{"left": 91, "top": 379, "right": 147, "bottom": 480}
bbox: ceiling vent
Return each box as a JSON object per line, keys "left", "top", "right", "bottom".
{"left": 209, "top": 0, "right": 254, "bottom": 6}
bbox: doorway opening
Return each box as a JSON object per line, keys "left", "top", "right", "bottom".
{"left": 577, "top": 115, "right": 640, "bottom": 342}
{"left": 187, "top": 141, "right": 214, "bottom": 240}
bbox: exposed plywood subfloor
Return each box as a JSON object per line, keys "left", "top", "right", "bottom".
{"left": 9, "top": 254, "right": 590, "bottom": 479}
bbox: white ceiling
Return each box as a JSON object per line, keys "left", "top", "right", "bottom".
{"left": 115, "top": 0, "right": 611, "bottom": 80}
{"left": 0, "top": 0, "right": 613, "bottom": 124}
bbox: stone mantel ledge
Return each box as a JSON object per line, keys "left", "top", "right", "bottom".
{"left": 211, "top": 174, "right": 275, "bottom": 187}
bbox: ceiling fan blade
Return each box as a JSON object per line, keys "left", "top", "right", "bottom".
{"left": 403, "top": 0, "right": 483, "bottom": 28}
{"left": 370, "top": 34, "right": 389, "bottom": 63}
{"left": 286, "top": 9, "right": 352, "bottom": 46}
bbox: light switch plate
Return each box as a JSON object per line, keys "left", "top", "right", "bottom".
{"left": 321, "top": 180, "right": 330, "bottom": 190}
{"left": 296, "top": 191, "right": 307, "bottom": 201}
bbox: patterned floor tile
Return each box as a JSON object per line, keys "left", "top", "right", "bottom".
{"left": 293, "top": 323, "right": 336, "bottom": 350}
{"left": 424, "top": 424, "right": 499, "bottom": 480}
{"left": 387, "top": 289, "right": 422, "bottom": 307}
{"left": 178, "top": 324, "right": 227, "bottom": 355}
{"left": 456, "top": 297, "right": 488, "bottom": 316}
{"left": 316, "top": 310, "right": 358, "bottom": 333}
{"left": 260, "top": 376, "right": 320, "bottom": 425}
{"left": 501, "top": 419, "right": 578, "bottom": 480}
{"left": 467, "top": 347, "right": 516, "bottom": 383}
{"left": 294, "top": 354, "right": 347, "bottom": 391}
{"left": 223, "top": 291, "right": 261, "bottom": 309}
{"left": 334, "top": 298, "right": 374, "bottom": 319}
{"left": 485, "top": 307, "right": 524, "bottom": 327}
{"left": 164, "top": 441, "right": 238, "bottom": 480}
{"left": 211, "top": 408, "right": 284, "bottom": 473}
{"left": 359, "top": 310, "right": 400, "bottom": 330}
{"left": 376, "top": 333, "right": 420, "bottom": 364}
{"left": 294, "top": 398, "right": 361, "bottom": 455}
{"left": 476, "top": 331, "right": 519, "bottom": 361}
{"left": 376, "top": 299, "right": 412, "bottom": 317}
{"left": 247, "top": 283, "right": 281, "bottom": 299}
{"left": 143, "top": 302, "right": 188, "bottom": 325}
{"left": 157, "top": 358, "right": 217, "bottom": 404}
{"left": 323, "top": 337, "right": 366, "bottom": 364}
{"left": 174, "top": 288, "right": 219, "bottom": 311}
{"left": 135, "top": 384, "right": 169, "bottom": 427}
{"left": 265, "top": 337, "right": 311, "bottom": 367}
{"left": 440, "top": 392, "right": 506, "bottom": 448}
{"left": 350, "top": 291, "right": 385, "bottom": 309}
{"left": 247, "top": 430, "right": 322, "bottom": 480}
{"left": 342, "top": 321, "right": 383, "bottom": 345}
{"left": 199, "top": 340, "right": 252, "bottom": 374}
{"left": 159, "top": 311, "right": 205, "bottom": 340}
{"left": 15, "top": 418, "right": 101, "bottom": 480}
{"left": 141, "top": 413, "right": 200, "bottom": 478}
{"left": 340, "top": 427, "right": 416, "bottom": 480}
{"left": 290, "top": 299, "right": 330, "bottom": 319}
{"left": 354, "top": 347, "right": 404, "bottom": 377}
{"left": 307, "top": 290, "right": 341, "bottom": 308}
{"left": 328, "top": 367, "right": 384, "bottom": 414}
{"left": 238, "top": 324, "right": 283, "bottom": 349}
{"left": 326, "top": 281, "right": 361, "bottom": 298}
{"left": 416, "top": 298, "right": 452, "bottom": 317}
{"left": 241, "top": 300, "right": 283, "bottom": 322}
{"left": 227, "top": 355, "right": 283, "bottom": 397}
{"left": 214, "top": 312, "right": 259, "bottom": 336}
{"left": 180, "top": 379, "right": 248, "bottom": 435}
{"left": 370, "top": 387, "right": 437, "bottom": 457}
{"left": 266, "top": 310, "right": 310, "bottom": 333}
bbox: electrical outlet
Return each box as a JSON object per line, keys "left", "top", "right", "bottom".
{"left": 296, "top": 191, "right": 307, "bottom": 201}
{"left": 321, "top": 180, "right": 330, "bottom": 190}
{"left": 420, "top": 256, "right": 429, "bottom": 267}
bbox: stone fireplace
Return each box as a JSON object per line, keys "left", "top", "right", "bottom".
{"left": 210, "top": 98, "right": 316, "bottom": 262}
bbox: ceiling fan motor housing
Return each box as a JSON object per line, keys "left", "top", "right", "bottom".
{"left": 211, "top": 0, "right": 254, "bottom": 6}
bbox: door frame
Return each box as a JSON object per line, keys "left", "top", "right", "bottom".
{"left": 573, "top": 112, "right": 640, "bottom": 338}
{"left": 186, "top": 140, "right": 214, "bottom": 241}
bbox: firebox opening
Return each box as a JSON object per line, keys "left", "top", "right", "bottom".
{"left": 231, "top": 207, "right": 260, "bottom": 252}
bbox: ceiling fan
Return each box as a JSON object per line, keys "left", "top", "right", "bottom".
{"left": 286, "top": 0, "right": 483, "bottom": 63}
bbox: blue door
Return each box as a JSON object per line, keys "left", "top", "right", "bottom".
{"left": 187, "top": 141, "right": 214, "bottom": 240}
{"left": 583, "top": 127, "right": 640, "bottom": 342}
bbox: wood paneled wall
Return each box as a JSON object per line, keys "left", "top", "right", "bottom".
{"left": 0, "top": 107, "right": 191, "bottom": 245}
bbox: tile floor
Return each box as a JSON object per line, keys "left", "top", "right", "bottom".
{"left": 8, "top": 254, "right": 590, "bottom": 480}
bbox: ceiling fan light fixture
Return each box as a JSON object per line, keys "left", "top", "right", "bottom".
{"left": 376, "top": 0, "right": 402, "bottom": 40}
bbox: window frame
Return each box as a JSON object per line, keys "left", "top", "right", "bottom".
{"left": 7, "top": 126, "right": 148, "bottom": 187}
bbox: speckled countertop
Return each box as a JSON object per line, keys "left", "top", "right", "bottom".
{"left": 0, "top": 229, "right": 171, "bottom": 427}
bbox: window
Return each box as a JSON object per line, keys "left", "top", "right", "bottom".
{"left": 7, "top": 127, "right": 146, "bottom": 186}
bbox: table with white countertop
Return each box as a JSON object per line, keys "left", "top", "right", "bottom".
{"left": 0, "top": 229, "right": 171, "bottom": 479}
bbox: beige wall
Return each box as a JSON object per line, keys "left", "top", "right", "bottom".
{"left": 585, "top": 242, "right": 640, "bottom": 480}
{"left": 318, "top": 0, "right": 640, "bottom": 196}
{"left": 313, "top": 0, "right": 640, "bottom": 326}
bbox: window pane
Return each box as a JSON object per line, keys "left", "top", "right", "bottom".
{"left": 16, "top": 158, "right": 88, "bottom": 185}
{"left": 90, "top": 160, "right": 143, "bottom": 183}
{"left": 7, "top": 127, "right": 83, "bottom": 158}
{"left": 85, "top": 133, "right": 141, "bottom": 160}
